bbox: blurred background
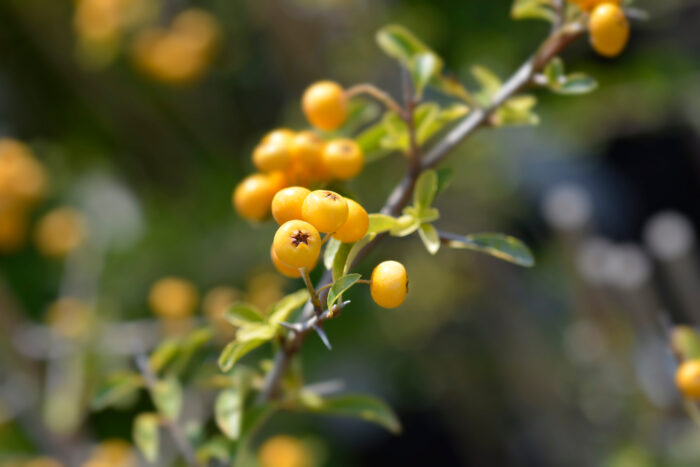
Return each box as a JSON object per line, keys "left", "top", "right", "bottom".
{"left": 1, "top": 0, "right": 699, "bottom": 465}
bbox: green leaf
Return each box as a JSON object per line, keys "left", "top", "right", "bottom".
{"left": 544, "top": 57, "right": 565, "bottom": 86}
{"left": 558, "top": 73, "right": 598, "bottom": 95}
{"left": 91, "top": 371, "right": 143, "bottom": 410}
{"left": 411, "top": 52, "right": 442, "bottom": 98}
{"left": 215, "top": 388, "right": 243, "bottom": 440}
{"left": 324, "top": 238, "right": 342, "bottom": 270}
{"left": 376, "top": 24, "right": 432, "bottom": 66}
{"left": 672, "top": 326, "right": 700, "bottom": 361}
{"left": 152, "top": 377, "right": 182, "bottom": 420}
{"left": 170, "top": 327, "right": 213, "bottom": 371}
{"left": 133, "top": 413, "right": 160, "bottom": 463}
{"left": 149, "top": 339, "right": 180, "bottom": 374}
{"left": 445, "top": 232, "right": 535, "bottom": 267}
{"left": 390, "top": 214, "right": 421, "bottom": 237}
{"left": 196, "top": 437, "right": 232, "bottom": 465}
{"left": 267, "top": 289, "right": 310, "bottom": 325}
{"left": 435, "top": 168, "right": 453, "bottom": 196}
{"left": 418, "top": 223, "right": 440, "bottom": 255}
{"left": 301, "top": 394, "right": 401, "bottom": 434}
{"left": 343, "top": 236, "right": 373, "bottom": 276}
{"left": 334, "top": 98, "right": 381, "bottom": 136}
{"left": 225, "top": 303, "right": 265, "bottom": 327}
{"left": 218, "top": 339, "right": 268, "bottom": 372}
{"left": 511, "top": 0, "right": 557, "bottom": 22}
{"left": 380, "top": 111, "right": 410, "bottom": 153}
{"left": 356, "top": 123, "right": 390, "bottom": 163}
{"left": 493, "top": 95, "right": 539, "bottom": 126}
{"left": 413, "top": 170, "right": 438, "bottom": 211}
{"left": 367, "top": 213, "right": 398, "bottom": 235}
{"left": 332, "top": 242, "right": 353, "bottom": 282}
{"left": 472, "top": 65, "right": 502, "bottom": 105}
{"left": 236, "top": 323, "right": 277, "bottom": 342}
{"left": 327, "top": 273, "right": 362, "bottom": 310}
{"left": 431, "top": 73, "right": 474, "bottom": 104}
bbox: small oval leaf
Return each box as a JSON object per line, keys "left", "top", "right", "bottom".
{"left": 268, "top": 289, "right": 310, "bottom": 325}
{"left": 327, "top": 273, "right": 362, "bottom": 310}
{"left": 413, "top": 170, "right": 438, "bottom": 211}
{"left": 225, "top": 303, "right": 265, "bottom": 327}
{"left": 218, "top": 339, "right": 268, "bottom": 373}
{"left": 445, "top": 232, "right": 534, "bottom": 267}
{"left": 133, "top": 413, "right": 160, "bottom": 463}
{"left": 367, "top": 213, "right": 398, "bottom": 235}
{"left": 91, "top": 371, "right": 143, "bottom": 410}
{"left": 152, "top": 377, "right": 182, "bottom": 420}
{"left": 301, "top": 394, "right": 402, "bottom": 434}
{"left": 418, "top": 223, "right": 440, "bottom": 255}
{"left": 215, "top": 388, "right": 243, "bottom": 440}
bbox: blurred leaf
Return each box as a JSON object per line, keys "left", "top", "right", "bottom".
{"left": 544, "top": 57, "right": 565, "bottom": 85}
{"left": 380, "top": 111, "right": 410, "bottom": 153}
{"left": 196, "top": 436, "right": 232, "bottom": 465}
{"left": 368, "top": 213, "right": 398, "bottom": 235}
{"left": 324, "top": 238, "right": 342, "bottom": 270}
{"left": 268, "top": 289, "right": 310, "bottom": 325}
{"left": 493, "top": 95, "right": 539, "bottom": 126}
{"left": 300, "top": 394, "right": 401, "bottom": 434}
{"left": 413, "top": 170, "right": 438, "bottom": 211}
{"left": 672, "top": 326, "right": 700, "bottom": 361}
{"left": 418, "top": 224, "right": 440, "bottom": 255}
{"left": 356, "top": 123, "right": 390, "bottom": 163}
{"left": 431, "top": 73, "right": 474, "bottom": 104}
{"left": 511, "top": 0, "right": 557, "bottom": 22}
{"left": 149, "top": 339, "right": 180, "bottom": 374}
{"left": 225, "top": 303, "right": 265, "bottom": 327}
{"left": 332, "top": 242, "right": 353, "bottom": 282}
{"left": 152, "top": 378, "right": 182, "bottom": 420}
{"left": 472, "top": 65, "right": 502, "bottom": 105}
{"left": 376, "top": 24, "right": 432, "bottom": 66}
{"left": 236, "top": 323, "right": 277, "bottom": 342}
{"left": 416, "top": 103, "right": 469, "bottom": 145}
{"left": 390, "top": 214, "right": 421, "bottom": 237}
{"left": 327, "top": 273, "right": 362, "bottom": 310}
{"left": 558, "top": 73, "right": 598, "bottom": 95}
{"left": 133, "top": 413, "right": 160, "bottom": 463}
{"left": 406, "top": 206, "right": 439, "bottom": 224}
{"left": 218, "top": 339, "right": 268, "bottom": 372}
{"left": 168, "top": 327, "right": 213, "bottom": 375}
{"left": 435, "top": 168, "right": 453, "bottom": 195}
{"left": 411, "top": 52, "right": 443, "bottom": 98}
{"left": 335, "top": 98, "right": 381, "bottom": 135}
{"left": 445, "top": 232, "right": 535, "bottom": 267}
{"left": 215, "top": 388, "right": 243, "bottom": 440}
{"left": 91, "top": 371, "right": 143, "bottom": 410}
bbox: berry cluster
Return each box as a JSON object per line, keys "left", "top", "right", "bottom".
{"left": 233, "top": 81, "right": 364, "bottom": 222}
{"left": 570, "top": 0, "right": 630, "bottom": 57}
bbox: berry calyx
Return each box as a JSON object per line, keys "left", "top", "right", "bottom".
{"left": 370, "top": 260, "right": 408, "bottom": 309}
{"left": 676, "top": 360, "right": 700, "bottom": 399}
{"left": 271, "top": 186, "right": 311, "bottom": 225}
{"left": 272, "top": 220, "right": 321, "bottom": 269}
{"left": 333, "top": 198, "right": 369, "bottom": 243}
{"left": 589, "top": 3, "right": 629, "bottom": 58}
{"left": 302, "top": 81, "right": 348, "bottom": 131}
{"left": 301, "top": 190, "right": 349, "bottom": 234}
{"left": 322, "top": 139, "right": 363, "bottom": 180}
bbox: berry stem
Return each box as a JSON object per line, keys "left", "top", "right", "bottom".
{"left": 345, "top": 83, "right": 404, "bottom": 117}
{"left": 300, "top": 267, "right": 324, "bottom": 316}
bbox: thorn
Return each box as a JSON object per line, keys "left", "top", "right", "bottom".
{"left": 313, "top": 324, "right": 332, "bottom": 350}
{"left": 279, "top": 322, "right": 302, "bottom": 332}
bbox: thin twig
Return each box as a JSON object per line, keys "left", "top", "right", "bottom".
{"left": 134, "top": 355, "right": 199, "bottom": 467}
{"left": 345, "top": 83, "right": 404, "bottom": 116}
{"left": 300, "top": 268, "right": 323, "bottom": 315}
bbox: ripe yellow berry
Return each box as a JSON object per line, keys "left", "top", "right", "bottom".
{"left": 258, "top": 435, "right": 313, "bottom": 467}
{"left": 272, "top": 220, "right": 321, "bottom": 269}
{"left": 271, "top": 246, "right": 303, "bottom": 278}
{"left": 589, "top": 3, "right": 629, "bottom": 58}
{"left": 262, "top": 128, "right": 295, "bottom": 146}
{"left": 35, "top": 207, "right": 87, "bottom": 258}
{"left": 322, "top": 139, "right": 363, "bottom": 180}
{"left": 290, "top": 131, "right": 327, "bottom": 179}
{"left": 333, "top": 198, "right": 369, "bottom": 243}
{"left": 301, "top": 190, "right": 348, "bottom": 233}
{"left": 677, "top": 360, "right": 700, "bottom": 399}
{"left": 253, "top": 141, "right": 293, "bottom": 173}
{"left": 0, "top": 139, "right": 47, "bottom": 206}
{"left": 149, "top": 277, "right": 199, "bottom": 319}
{"left": 271, "top": 186, "right": 311, "bottom": 225}
{"left": 233, "top": 173, "right": 281, "bottom": 221}
{"left": 568, "top": 0, "right": 620, "bottom": 11}
{"left": 302, "top": 81, "right": 348, "bottom": 131}
{"left": 370, "top": 260, "right": 408, "bottom": 309}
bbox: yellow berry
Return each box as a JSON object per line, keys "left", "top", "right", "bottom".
{"left": 35, "top": 207, "right": 87, "bottom": 258}
{"left": 301, "top": 190, "right": 348, "bottom": 233}
{"left": 589, "top": 3, "right": 629, "bottom": 58}
{"left": 253, "top": 141, "right": 293, "bottom": 173}
{"left": 272, "top": 220, "right": 321, "bottom": 269}
{"left": 0, "top": 203, "right": 28, "bottom": 253}
{"left": 271, "top": 245, "right": 303, "bottom": 278}
{"left": 0, "top": 139, "right": 47, "bottom": 206}
{"left": 258, "top": 435, "right": 313, "bottom": 467}
{"left": 322, "top": 139, "right": 363, "bottom": 180}
{"left": 677, "top": 360, "right": 700, "bottom": 399}
{"left": 370, "top": 260, "right": 408, "bottom": 309}
{"left": 568, "top": 0, "right": 620, "bottom": 11}
{"left": 149, "top": 277, "right": 199, "bottom": 319}
{"left": 271, "top": 186, "right": 311, "bottom": 225}
{"left": 262, "top": 128, "right": 295, "bottom": 146}
{"left": 232, "top": 173, "right": 280, "bottom": 221}
{"left": 332, "top": 198, "right": 369, "bottom": 243}
{"left": 290, "top": 131, "right": 327, "bottom": 179}
{"left": 302, "top": 80, "right": 348, "bottom": 131}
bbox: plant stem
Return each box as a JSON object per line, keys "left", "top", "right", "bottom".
{"left": 259, "top": 19, "right": 585, "bottom": 403}
{"left": 300, "top": 268, "right": 323, "bottom": 315}
{"left": 345, "top": 83, "right": 404, "bottom": 116}
{"left": 134, "top": 355, "right": 199, "bottom": 467}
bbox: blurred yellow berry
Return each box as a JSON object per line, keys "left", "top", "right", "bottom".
{"left": 676, "top": 360, "right": 700, "bottom": 399}
{"left": 332, "top": 198, "right": 368, "bottom": 243}
{"left": 290, "top": 131, "right": 327, "bottom": 179}
{"left": 46, "top": 297, "right": 93, "bottom": 340}
{"left": 171, "top": 8, "right": 220, "bottom": 58}
{"left": 233, "top": 173, "right": 279, "bottom": 221}
{"left": 272, "top": 186, "right": 311, "bottom": 225}
{"left": 253, "top": 142, "right": 293, "bottom": 173}
{"left": 322, "top": 139, "right": 363, "bottom": 180}
{"left": 301, "top": 190, "right": 348, "bottom": 234}
{"left": 302, "top": 80, "right": 347, "bottom": 131}
{"left": 589, "top": 3, "right": 629, "bottom": 57}
{"left": 262, "top": 128, "right": 295, "bottom": 146}
{"left": 0, "top": 203, "right": 28, "bottom": 253}
{"left": 0, "top": 139, "right": 47, "bottom": 206}
{"left": 247, "top": 272, "right": 285, "bottom": 311}
{"left": 370, "top": 260, "right": 408, "bottom": 309}
{"left": 87, "top": 439, "right": 136, "bottom": 467}
{"left": 272, "top": 220, "right": 321, "bottom": 269}
{"left": 35, "top": 207, "right": 87, "bottom": 258}
{"left": 203, "top": 286, "right": 239, "bottom": 337}
{"left": 258, "top": 435, "right": 313, "bottom": 467}
{"left": 149, "top": 277, "right": 199, "bottom": 319}
{"left": 568, "top": 0, "right": 620, "bottom": 11}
